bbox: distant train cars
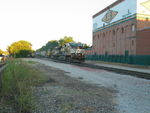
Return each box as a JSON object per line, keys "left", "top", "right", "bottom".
{"left": 37, "top": 42, "right": 85, "bottom": 63}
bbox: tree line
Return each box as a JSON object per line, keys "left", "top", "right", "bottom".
{"left": 37, "top": 36, "right": 91, "bottom": 52}
{"left": 0, "top": 36, "right": 90, "bottom": 58}
{"left": 37, "top": 36, "right": 74, "bottom": 52}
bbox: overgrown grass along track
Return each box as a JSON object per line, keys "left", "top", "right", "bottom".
{"left": 44, "top": 58, "right": 150, "bottom": 80}
{"left": 0, "top": 59, "right": 48, "bottom": 113}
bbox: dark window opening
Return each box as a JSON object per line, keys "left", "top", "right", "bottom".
{"left": 121, "top": 27, "right": 124, "bottom": 33}
{"left": 113, "top": 30, "right": 115, "bottom": 35}
{"left": 113, "top": 42, "right": 115, "bottom": 47}
{"left": 131, "top": 40, "right": 134, "bottom": 46}
{"left": 97, "top": 34, "right": 99, "bottom": 39}
{"left": 105, "top": 51, "right": 108, "bottom": 56}
{"left": 103, "top": 33, "right": 105, "bottom": 37}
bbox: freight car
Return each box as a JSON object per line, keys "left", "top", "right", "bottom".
{"left": 50, "top": 42, "right": 85, "bottom": 63}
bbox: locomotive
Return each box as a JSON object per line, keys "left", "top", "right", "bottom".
{"left": 49, "top": 42, "right": 85, "bottom": 63}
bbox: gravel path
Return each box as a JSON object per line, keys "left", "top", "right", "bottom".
{"left": 29, "top": 60, "right": 116, "bottom": 113}
{"left": 27, "top": 58, "right": 150, "bottom": 113}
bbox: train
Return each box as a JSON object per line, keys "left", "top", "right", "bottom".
{"left": 37, "top": 42, "right": 85, "bottom": 63}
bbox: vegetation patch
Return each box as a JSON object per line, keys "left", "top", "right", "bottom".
{"left": 27, "top": 60, "right": 37, "bottom": 64}
{"left": 0, "top": 59, "right": 48, "bottom": 113}
{"left": 61, "top": 103, "right": 74, "bottom": 113}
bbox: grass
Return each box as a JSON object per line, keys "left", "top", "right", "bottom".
{"left": 27, "top": 60, "right": 37, "bottom": 64}
{"left": 0, "top": 59, "right": 48, "bottom": 113}
{"left": 61, "top": 103, "right": 73, "bottom": 113}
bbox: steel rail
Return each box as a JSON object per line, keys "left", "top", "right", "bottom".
{"left": 41, "top": 58, "right": 150, "bottom": 80}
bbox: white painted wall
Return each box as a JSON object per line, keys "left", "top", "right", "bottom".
{"left": 137, "top": 0, "right": 150, "bottom": 15}
{"left": 93, "top": 0, "right": 137, "bottom": 31}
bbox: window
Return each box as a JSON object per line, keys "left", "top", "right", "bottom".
{"left": 113, "top": 42, "right": 115, "bottom": 47}
{"left": 109, "top": 31, "right": 111, "bottom": 36}
{"left": 125, "top": 25, "right": 128, "bottom": 31}
{"left": 103, "top": 33, "right": 105, "bottom": 37}
{"left": 121, "top": 27, "right": 124, "bottom": 33}
{"left": 131, "top": 24, "right": 135, "bottom": 32}
{"left": 105, "top": 51, "right": 108, "bottom": 56}
{"left": 97, "top": 34, "right": 99, "bottom": 39}
{"left": 131, "top": 40, "right": 134, "bottom": 46}
{"left": 105, "top": 32, "right": 108, "bottom": 36}
{"left": 113, "top": 30, "right": 115, "bottom": 35}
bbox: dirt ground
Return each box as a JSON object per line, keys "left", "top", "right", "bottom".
{"left": 31, "top": 62, "right": 117, "bottom": 113}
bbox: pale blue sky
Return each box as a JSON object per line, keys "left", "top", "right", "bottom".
{"left": 0, "top": 0, "right": 116, "bottom": 50}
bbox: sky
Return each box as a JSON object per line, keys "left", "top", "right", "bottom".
{"left": 0, "top": 0, "right": 116, "bottom": 50}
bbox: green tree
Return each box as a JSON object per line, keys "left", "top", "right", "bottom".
{"left": 59, "top": 36, "right": 74, "bottom": 46}
{"left": 37, "top": 40, "right": 59, "bottom": 51}
{"left": 0, "top": 49, "right": 3, "bottom": 55}
{"left": 45, "top": 40, "right": 59, "bottom": 50}
{"left": 37, "top": 36, "right": 74, "bottom": 52}
{"left": 83, "top": 44, "right": 91, "bottom": 49}
{"left": 8, "top": 40, "right": 33, "bottom": 57}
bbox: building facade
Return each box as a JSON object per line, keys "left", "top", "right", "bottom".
{"left": 92, "top": 0, "right": 150, "bottom": 56}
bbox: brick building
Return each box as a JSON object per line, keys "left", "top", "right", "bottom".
{"left": 92, "top": 0, "right": 150, "bottom": 56}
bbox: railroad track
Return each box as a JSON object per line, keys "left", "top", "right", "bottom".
{"left": 78, "top": 63, "right": 150, "bottom": 80}
{"left": 42, "top": 58, "right": 150, "bottom": 80}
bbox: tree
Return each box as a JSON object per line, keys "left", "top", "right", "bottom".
{"left": 37, "top": 40, "right": 59, "bottom": 52}
{"left": 45, "top": 40, "right": 59, "bottom": 51}
{"left": 8, "top": 40, "right": 33, "bottom": 57}
{"left": 37, "top": 36, "right": 74, "bottom": 52}
{"left": 59, "top": 36, "right": 74, "bottom": 46}
{"left": 83, "top": 44, "right": 91, "bottom": 49}
{"left": 0, "top": 49, "right": 3, "bottom": 55}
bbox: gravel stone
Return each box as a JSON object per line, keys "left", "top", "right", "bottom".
{"left": 31, "top": 62, "right": 117, "bottom": 113}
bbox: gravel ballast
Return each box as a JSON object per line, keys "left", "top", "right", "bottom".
{"left": 26, "top": 58, "right": 150, "bottom": 113}
{"left": 31, "top": 62, "right": 117, "bottom": 113}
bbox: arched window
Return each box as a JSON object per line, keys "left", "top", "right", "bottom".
{"left": 97, "top": 34, "right": 99, "bottom": 39}
{"left": 113, "top": 30, "right": 115, "bottom": 36}
{"left": 103, "top": 33, "right": 105, "bottom": 37}
{"left": 116, "top": 28, "right": 119, "bottom": 36}
{"left": 113, "top": 42, "right": 115, "bottom": 47}
{"left": 117, "top": 28, "right": 119, "bottom": 31}
{"left": 131, "top": 24, "right": 135, "bottom": 32}
{"left": 125, "top": 25, "right": 128, "bottom": 31}
{"left": 109, "top": 31, "right": 111, "bottom": 36}
{"left": 131, "top": 40, "right": 134, "bottom": 46}
{"left": 121, "top": 27, "right": 124, "bottom": 33}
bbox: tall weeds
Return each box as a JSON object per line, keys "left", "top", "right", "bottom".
{"left": 0, "top": 59, "right": 47, "bottom": 113}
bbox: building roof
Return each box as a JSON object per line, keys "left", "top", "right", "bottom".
{"left": 93, "top": 0, "right": 124, "bottom": 18}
